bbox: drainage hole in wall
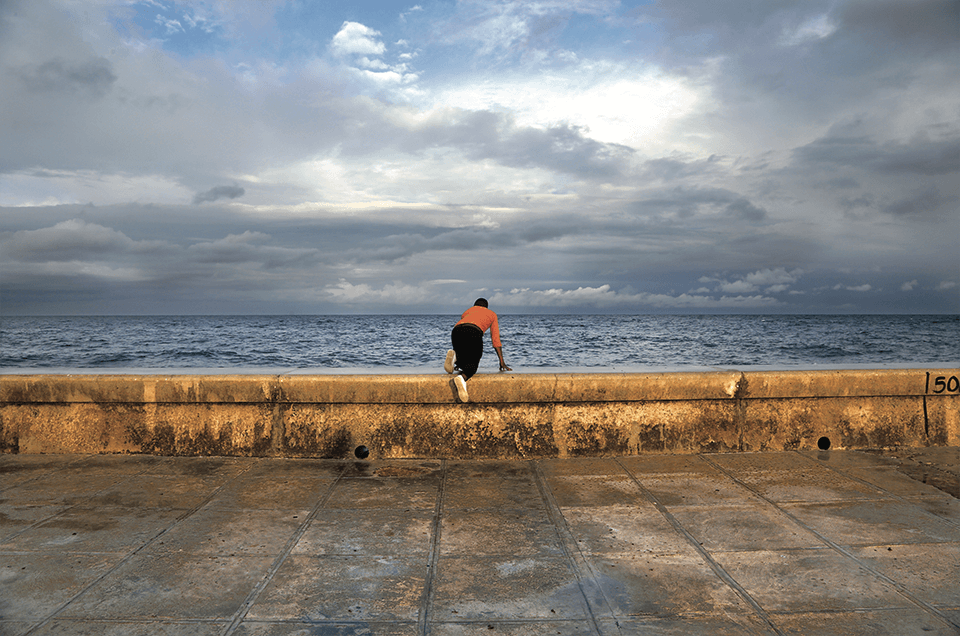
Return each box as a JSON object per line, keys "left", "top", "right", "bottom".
{"left": 817, "top": 436, "right": 831, "bottom": 450}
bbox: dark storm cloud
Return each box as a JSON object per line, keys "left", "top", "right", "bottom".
{"left": 338, "top": 213, "right": 580, "bottom": 264}
{"left": 338, "top": 107, "right": 634, "bottom": 182}
{"left": 473, "top": 122, "right": 634, "bottom": 180}
{"left": 724, "top": 198, "right": 767, "bottom": 222}
{"left": 639, "top": 155, "right": 725, "bottom": 182}
{"left": 193, "top": 185, "right": 246, "bottom": 204}
{"left": 838, "top": 0, "right": 960, "bottom": 53}
{"left": 881, "top": 187, "right": 958, "bottom": 219}
{"left": 645, "top": 0, "right": 958, "bottom": 63}
{"left": 793, "top": 134, "right": 960, "bottom": 177}
{"left": 15, "top": 57, "right": 117, "bottom": 98}
{"left": 186, "top": 231, "right": 319, "bottom": 267}
{"left": 630, "top": 186, "right": 769, "bottom": 221}
{"left": 1, "top": 219, "right": 169, "bottom": 262}
{"left": 639, "top": 0, "right": 959, "bottom": 149}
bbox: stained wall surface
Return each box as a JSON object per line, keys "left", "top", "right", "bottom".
{"left": 1, "top": 369, "right": 957, "bottom": 458}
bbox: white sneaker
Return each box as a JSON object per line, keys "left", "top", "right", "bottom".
{"left": 453, "top": 374, "right": 469, "bottom": 402}
{"left": 444, "top": 349, "right": 456, "bottom": 374}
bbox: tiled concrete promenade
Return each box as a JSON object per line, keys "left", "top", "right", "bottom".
{"left": 1, "top": 449, "right": 958, "bottom": 636}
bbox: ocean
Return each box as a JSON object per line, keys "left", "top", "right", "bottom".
{"left": 1, "top": 315, "right": 957, "bottom": 371}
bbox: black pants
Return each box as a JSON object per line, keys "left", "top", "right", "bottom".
{"left": 451, "top": 324, "right": 484, "bottom": 380}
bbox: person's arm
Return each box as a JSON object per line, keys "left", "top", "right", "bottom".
{"left": 494, "top": 346, "right": 511, "bottom": 372}
{"left": 490, "top": 315, "right": 510, "bottom": 371}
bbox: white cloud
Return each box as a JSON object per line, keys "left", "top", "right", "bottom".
{"left": 901, "top": 279, "right": 918, "bottom": 291}
{"left": 834, "top": 283, "right": 872, "bottom": 292}
{"left": 439, "top": 0, "right": 619, "bottom": 56}
{"left": 743, "top": 267, "right": 803, "bottom": 286}
{"left": 155, "top": 14, "right": 184, "bottom": 35}
{"left": 328, "top": 21, "right": 420, "bottom": 98}
{"left": 487, "top": 285, "right": 781, "bottom": 310}
{"left": 780, "top": 14, "right": 837, "bottom": 46}
{"left": 715, "top": 268, "right": 803, "bottom": 295}
{"left": 718, "top": 280, "right": 758, "bottom": 293}
{"left": 0, "top": 170, "right": 194, "bottom": 207}
{"left": 323, "top": 279, "right": 433, "bottom": 305}
{"left": 400, "top": 5, "right": 423, "bottom": 22}
{"left": 330, "top": 21, "right": 386, "bottom": 57}
{"left": 430, "top": 61, "right": 706, "bottom": 150}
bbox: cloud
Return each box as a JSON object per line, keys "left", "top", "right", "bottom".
{"left": 710, "top": 268, "right": 804, "bottom": 294}
{"left": 332, "top": 106, "right": 636, "bottom": 182}
{"left": 331, "top": 21, "right": 386, "bottom": 57}
{"left": 186, "top": 231, "right": 318, "bottom": 267}
{"left": 487, "top": 285, "right": 781, "bottom": 310}
{"left": 839, "top": 0, "right": 959, "bottom": 53}
{"left": 1, "top": 219, "right": 166, "bottom": 261}
{"left": 724, "top": 198, "right": 767, "bottom": 221}
{"left": 328, "top": 20, "right": 420, "bottom": 98}
{"left": 833, "top": 283, "right": 872, "bottom": 292}
{"left": 901, "top": 280, "right": 918, "bottom": 291}
{"left": 323, "top": 279, "right": 433, "bottom": 305}
{"left": 744, "top": 268, "right": 804, "bottom": 286}
{"left": 716, "top": 280, "right": 755, "bottom": 294}
{"left": 780, "top": 13, "right": 837, "bottom": 46}
{"left": 193, "top": 185, "right": 246, "bottom": 204}
{"left": 1, "top": 260, "right": 148, "bottom": 282}
{"left": 631, "top": 187, "right": 770, "bottom": 221}
{"left": 471, "top": 121, "right": 634, "bottom": 180}
{"left": 400, "top": 5, "right": 424, "bottom": 22}
{"left": 431, "top": 61, "right": 705, "bottom": 151}
{"left": 794, "top": 135, "right": 960, "bottom": 177}
{"left": 155, "top": 14, "right": 184, "bottom": 35}
{"left": 881, "top": 186, "right": 957, "bottom": 219}
{"left": 15, "top": 56, "right": 117, "bottom": 98}
{"left": 437, "top": 0, "right": 619, "bottom": 58}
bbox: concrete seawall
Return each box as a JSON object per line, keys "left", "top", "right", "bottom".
{"left": 1, "top": 368, "right": 957, "bottom": 458}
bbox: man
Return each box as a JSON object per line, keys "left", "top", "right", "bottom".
{"left": 444, "top": 298, "right": 511, "bottom": 402}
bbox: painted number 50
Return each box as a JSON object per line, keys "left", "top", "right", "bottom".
{"left": 927, "top": 372, "right": 960, "bottom": 394}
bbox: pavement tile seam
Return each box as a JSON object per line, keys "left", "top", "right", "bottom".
{"left": 418, "top": 459, "right": 452, "bottom": 635}
{"left": 763, "top": 608, "right": 958, "bottom": 636}
{"left": 803, "top": 456, "right": 960, "bottom": 531}
{"left": 697, "top": 453, "right": 960, "bottom": 634}
{"left": 614, "top": 456, "right": 798, "bottom": 636}
{"left": 14, "top": 460, "right": 269, "bottom": 636}
{"left": 530, "top": 461, "right": 609, "bottom": 635}
{"left": 0, "top": 504, "right": 84, "bottom": 546}
{"left": 778, "top": 502, "right": 960, "bottom": 547}
{"left": 220, "top": 462, "right": 353, "bottom": 636}
{"left": 1, "top": 474, "right": 131, "bottom": 507}
{"left": 0, "top": 473, "right": 223, "bottom": 548}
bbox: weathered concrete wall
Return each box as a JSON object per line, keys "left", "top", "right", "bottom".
{"left": 0, "top": 369, "right": 957, "bottom": 458}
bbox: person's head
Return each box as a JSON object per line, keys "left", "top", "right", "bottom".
{"left": 474, "top": 298, "right": 488, "bottom": 308}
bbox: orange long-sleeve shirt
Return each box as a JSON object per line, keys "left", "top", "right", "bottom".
{"left": 456, "top": 306, "right": 502, "bottom": 348}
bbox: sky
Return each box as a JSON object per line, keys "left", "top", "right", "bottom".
{"left": 0, "top": 0, "right": 958, "bottom": 315}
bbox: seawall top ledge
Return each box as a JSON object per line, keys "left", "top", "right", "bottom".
{"left": 1, "top": 367, "right": 957, "bottom": 405}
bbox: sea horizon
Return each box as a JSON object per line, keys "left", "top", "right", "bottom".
{"left": 2, "top": 314, "right": 957, "bottom": 371}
